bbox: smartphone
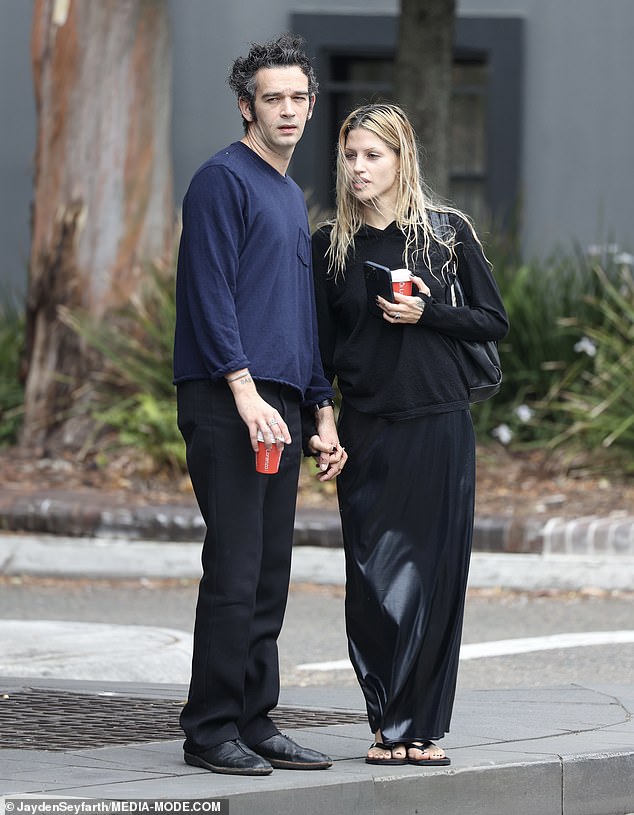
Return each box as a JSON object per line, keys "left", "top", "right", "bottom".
{"left": 364, "top": 261, "right": 394, "bottom": 317}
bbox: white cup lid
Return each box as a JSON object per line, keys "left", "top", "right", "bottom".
{"left": 390, "top": 269, "right": 411, "bottom": 282}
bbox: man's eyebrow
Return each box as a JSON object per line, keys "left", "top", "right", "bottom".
{"left": 261, "top": 89, "right": 310, "bottom": 98}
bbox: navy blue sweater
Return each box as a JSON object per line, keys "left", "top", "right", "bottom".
{"left": 173, "top": 142, "right": 333, "bottom": 406}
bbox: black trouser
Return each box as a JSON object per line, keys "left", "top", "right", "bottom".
{"left": 176, "top": 378, "right": 302, "bottom": 751}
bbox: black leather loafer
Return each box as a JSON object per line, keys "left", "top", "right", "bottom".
{"left": 184, "top": 739, "right": 273, "bottom": 775}
{"left": 252, "top": 733, "right": 332, "bottom": 770}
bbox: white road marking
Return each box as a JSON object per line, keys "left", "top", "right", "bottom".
{"left": 459, "top": 630, "right": 634, "bottom": 660}
{"left": 297, "top": 659, "right": 352, "bottom": 671}
{"left": 297, "top": 630, "right": 634, "bottom": 671}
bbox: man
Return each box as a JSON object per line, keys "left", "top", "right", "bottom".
{"left": 173, "top": 34, "right": 346, "bottom": 776}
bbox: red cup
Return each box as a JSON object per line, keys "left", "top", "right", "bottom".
{"left": 391, "top": 269, "right": 413, "bottom": 296}
{"left": 255, "top": 432, "right": 283, "bottom": 474}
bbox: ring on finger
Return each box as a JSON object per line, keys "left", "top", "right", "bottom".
{"left": 394, "top": 313, "right": 401, "bottom": 320}
{"left": 268, "top": 418, "right": 279, "bottom": 426}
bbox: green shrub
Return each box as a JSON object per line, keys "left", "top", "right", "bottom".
{"left": 61, "top": 261, "right": 175, "bottom": 400}
{"left": 475, "top": 240, "right": 627, "bottom": 449}
{"left": 543, "top": 259, "right": 634, "bottom": 471}
{"left": 492, "top": 247, "right": 603, "bottom": 403}
{"left": 96, "top": 392, "right": 185, "bottom": 471}
{"left": 60, "top": 256, "right": 182, "bottom": 470}
{"left": 0, "top": 288, "right": 25, "bottom": 446}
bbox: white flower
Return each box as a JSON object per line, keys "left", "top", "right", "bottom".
{"left": 614, "top": 252, "right": 634, "bottom": 267}
{"left": 492, "top": 424, "right": 513, "bottom": 445}
{"left": 574, "top": 336, "right": 597, "bottom": 357}
{"left": 587, "top": 243, "right": 622, "bottom": 259}
{"left": 514, "top": 404, "right": 534, "bottom": 423}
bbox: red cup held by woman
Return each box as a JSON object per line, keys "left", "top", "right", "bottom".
{"left": 391, "top": 269, "right": 413, "bottom": 296}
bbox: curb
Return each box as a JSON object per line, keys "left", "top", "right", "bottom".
{"left": 1, "top": 490, "right": 634, "bottom": 556}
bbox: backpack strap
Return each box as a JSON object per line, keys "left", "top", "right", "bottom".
{"left": 429, "top": 210, "right": 463, "bottom": 306}
{"left": 429, "top": 209, "right": 452, "bottom": 242}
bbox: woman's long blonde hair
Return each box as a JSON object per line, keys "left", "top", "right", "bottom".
{"left": 326, "top": 103, "right": 465, "bottom": 279}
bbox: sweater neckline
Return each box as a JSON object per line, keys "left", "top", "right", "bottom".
{"left": 360, "top": 221, "right": 400, "bottom": 236}
{"left": 234, "top": 141, "right": 290, "bottom": 182}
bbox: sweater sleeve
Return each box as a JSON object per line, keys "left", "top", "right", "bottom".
{"left": 419, "top": 214, "right": 509, "bottom": 343}
{"left": 179, "top": 165, "right": 250, "bottom": 377}
{"left": 304, "top": 290, "right": 336, "bottom": 402}
{"left": 310, "top": 228, "right": 338, "bottom": 385}
{"left": 299, "top": 228, "right": 336, "bottom": 454}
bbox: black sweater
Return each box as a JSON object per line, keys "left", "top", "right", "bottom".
{"left": 311, "top": 214, "right": 509, "bottom": 420}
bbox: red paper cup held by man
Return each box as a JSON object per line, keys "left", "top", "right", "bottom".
{"left": 391, "top": 269, "right": 412, "bottom": 296}
{"left": 255, "top": 431, "right": 283, "bottom": 474}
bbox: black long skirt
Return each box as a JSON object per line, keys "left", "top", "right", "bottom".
{"left": 337, "top": 404, "right": 475, "bottom": 744}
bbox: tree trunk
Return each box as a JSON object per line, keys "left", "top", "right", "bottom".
{"left": 394, "top": 0, "right": 456, "bottom": 198}
{"left": 23, "top": 0, "right": 173, "bottom": 449}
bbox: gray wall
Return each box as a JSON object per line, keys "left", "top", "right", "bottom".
{"left": 459, "top": 0, "right": 634, "bottom": 257}
{"left": 0, "top": 0, "right": 35, "bottom": 297}
{"left": 2, "top": 0, "right": 633, "bottom": 299}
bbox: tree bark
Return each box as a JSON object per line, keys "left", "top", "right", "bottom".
{"left": 394, "top": 0, "right": 456, "bottom": 198}
{"left": 23, "top": 0, "right": 173, "bottom": 449}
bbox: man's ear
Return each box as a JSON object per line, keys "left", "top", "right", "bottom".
{"left": 238, "top": 97, "right": 254, "bottom": 122}
{"left": 307, "top": 95, "right": 316, "bottom": 120}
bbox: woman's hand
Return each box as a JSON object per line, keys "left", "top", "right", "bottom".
{"left": 377, "top": 275, "right": 430, "bottom": 325}
{"left": 308, "top": 406, "right": 348, "bottom": 481}
{"left": 308, "top": 435, "right": 348, "bottom": 481}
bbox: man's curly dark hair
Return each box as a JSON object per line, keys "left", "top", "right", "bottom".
{"left": 228, "top": 33, "right": 318, "bottom": 132}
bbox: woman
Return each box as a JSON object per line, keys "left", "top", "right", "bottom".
{"left": 311, "top": 104, "right": 508, "bottom": 766}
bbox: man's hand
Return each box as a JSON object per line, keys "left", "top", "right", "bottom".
{"left": 226, "top": 370, "right": 291, "bottom": 452}
{"left": 308, "top": 406, "right": 347, "bottom": 481}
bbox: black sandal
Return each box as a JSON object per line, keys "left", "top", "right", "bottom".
{"left": 407, "top": 741, "right": 451, "bottom": 766}
{"left": 365, "top": 741, "right": 408, "bottom": 765}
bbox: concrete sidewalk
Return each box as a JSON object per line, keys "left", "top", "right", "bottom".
{"left": 1, "top": 677, "right": 633, "bottom": 815}
{"left": 2, "top": 534, "right": 634, "bottom": 592}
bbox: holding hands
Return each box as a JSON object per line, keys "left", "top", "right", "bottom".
{"left": 227, "top": 369, "right": 347, "bottom": 481}
{"left": 308, "top": 405, "right": 348, "bottom": 482}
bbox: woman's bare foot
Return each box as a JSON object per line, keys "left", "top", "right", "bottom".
{"left": 365, "top": 730, "right": 407, "bottom": 764}
{"left": 407, "top": 740, "right": 450, "bottom": 766}
{"left": 391, "top": 743, "right": 407, "bottom": 761}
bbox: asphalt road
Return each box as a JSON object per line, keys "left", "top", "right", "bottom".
{"left": 1, "top": 574, "right": 633, "bottom": 691}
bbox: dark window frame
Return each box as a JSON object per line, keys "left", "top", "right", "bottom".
{"left": 290, "top": 13, "right": 523, "bottom": 228}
